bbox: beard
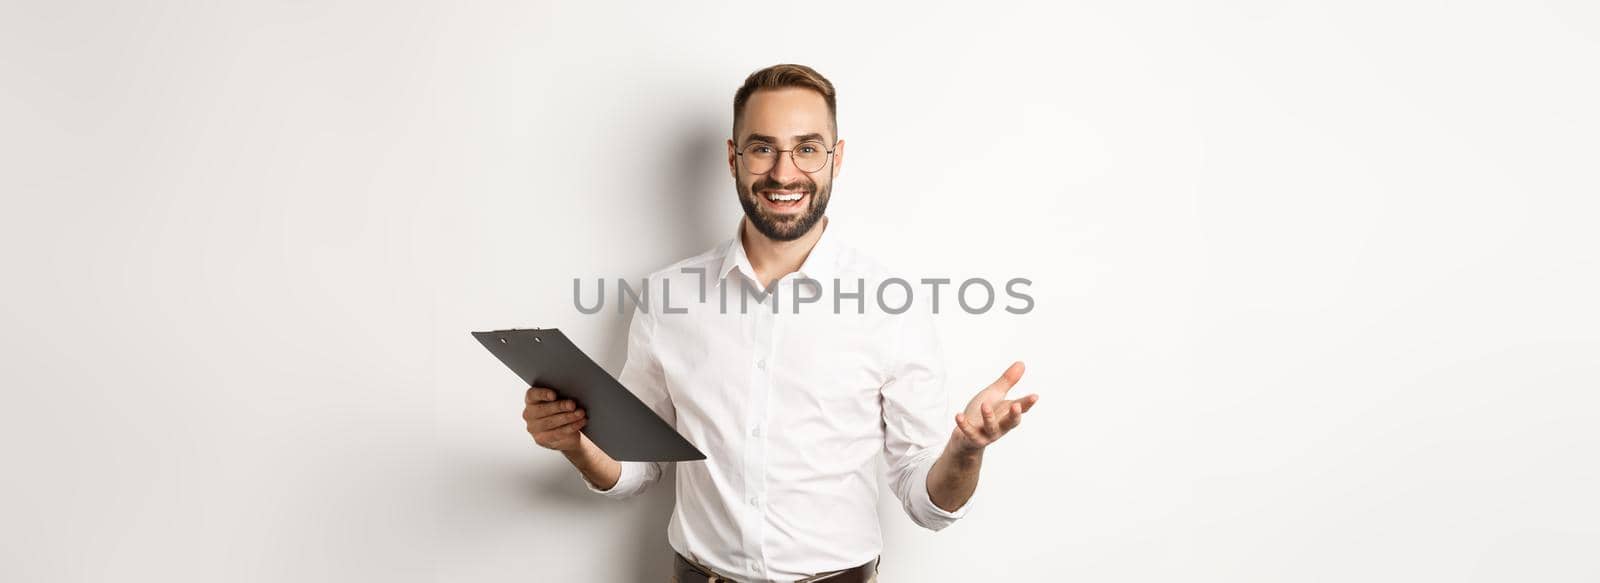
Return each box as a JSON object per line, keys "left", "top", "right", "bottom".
{"left": 737, "top": 174, "right": 831, "bottom": 242}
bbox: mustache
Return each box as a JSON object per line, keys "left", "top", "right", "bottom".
{"left": 751, "top": 177, "right": 815, "bottom": 195}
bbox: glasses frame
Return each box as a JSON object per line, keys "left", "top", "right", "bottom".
{"left": 736, "top": 139, "right": 838, "bottom": 175}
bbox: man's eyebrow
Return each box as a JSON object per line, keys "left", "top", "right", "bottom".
{"left": 743, "top": 133, "right": 778, "bottom": 145}
{"left": 743, "top": 132, "right": 829, "bottom": 146}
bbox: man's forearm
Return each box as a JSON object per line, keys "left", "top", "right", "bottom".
{"left": 563, "top": 438, "right": 622, "bottom": 490}
{"left": 927, "top": 435, "right": 984, "bottom": 512}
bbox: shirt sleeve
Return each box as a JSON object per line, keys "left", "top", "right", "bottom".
{"left": 579, "top": 300, "right": 672, "bottom": 499}
{"left": 879, "top": 308, "right": 973, "bottom": 531}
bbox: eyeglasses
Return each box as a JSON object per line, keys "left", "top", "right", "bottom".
{"left": 736, "top": 140, "right": 836, "bottom": 175}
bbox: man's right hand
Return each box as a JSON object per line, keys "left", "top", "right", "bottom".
{"left": 524, "top": 387, "right": 587, "bottom": 452}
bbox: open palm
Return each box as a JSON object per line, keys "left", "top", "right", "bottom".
{"left": 951, "top": 361, "right": 1041, "bottom": 453}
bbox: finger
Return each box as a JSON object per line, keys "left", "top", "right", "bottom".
{"left": 527, "top": 387, "right": 557, "bottom": 403}
{"left": 1019, "top": 393, "right": 1040, "bottom": 413}
{"left": 1002, "top": 394, "right": 1040, "bottom": 415}
{"left": 547, "top": 417, "right": 586, "bottom": 434}
{"left": 987, "top": 361, "right": 1025, "bottom": 395}
{"left": 538, "top": 417, "right": 586, "bottom": 442}
{"left": 1002, "top": 401, "right": 1024, "bottom": 430}
{"left": 954, "top": 413, "right": 980, "bottom": 442}
{"left": 981, "top": 402, "right": 1001, "bottom": 437}
{"left": 530, "top": 408, "right": 586, "bottom": 432}
{"left": 954, "top": 413, "right": 986, "bottom": 445}
{"left": 536, "top": 418, "right": 587, "bottom": 446}
{"left": 525, "top": 399, "right": 575, "bottom": 419}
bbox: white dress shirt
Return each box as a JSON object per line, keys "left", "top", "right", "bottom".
{"left": 580, "top": 218, "right": 972, "bottom": 582}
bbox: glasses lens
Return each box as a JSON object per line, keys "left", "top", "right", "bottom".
{"left": 793, "top": 142, "right": 828, "bottom": 173}
{"left": 742, "top": 144, "right": 776, "bottom": 174}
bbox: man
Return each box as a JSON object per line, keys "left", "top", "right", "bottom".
{"left": 521, "top": 64, "right": 1040, "bottom": 582}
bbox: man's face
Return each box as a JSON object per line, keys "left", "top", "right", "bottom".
{"left": 727, "top": 88, "right": 844, "bottom": 242}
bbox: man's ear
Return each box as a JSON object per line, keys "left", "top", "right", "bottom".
{"left": 831, "top": 138, "right": 845, "bottom": 179}
{"left": 727, "top": 138, "right": 738, "bottom": 180}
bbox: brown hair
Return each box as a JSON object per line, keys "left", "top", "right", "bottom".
{"left": 732, "top": 64, "right": 837, "bottom": 140}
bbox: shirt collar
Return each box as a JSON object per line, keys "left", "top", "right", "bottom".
{"left": 717, "top": 217, "right": 840, "bottom": 287}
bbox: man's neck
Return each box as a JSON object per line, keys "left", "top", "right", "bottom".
{"left": 741, "top": 216, "right": 828, "bottom": 290}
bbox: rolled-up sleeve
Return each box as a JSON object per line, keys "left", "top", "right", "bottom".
{"left": 880, "top": 309, "right": 972, "bottom": 531}
{"left": 579, "top": 300, "right": 672, "bottom": 499}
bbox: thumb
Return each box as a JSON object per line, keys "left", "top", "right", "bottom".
{"left": 987, "top": 361, "right": 1025, "bottom": 394}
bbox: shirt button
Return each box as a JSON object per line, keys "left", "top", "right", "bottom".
{"left": 756, "top": 359, "right": 766, "bottom": 369}
{"left": 749, "top": 496, "right": 759, "bottom": 506}
{"left": 751, "top": 426, "right": 761, "bottom": 437}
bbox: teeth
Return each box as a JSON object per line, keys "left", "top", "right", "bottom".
{"left": 765, "top": 192, "right": 804, "bottom": 202}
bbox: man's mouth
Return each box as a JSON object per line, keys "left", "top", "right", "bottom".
{"left": 759, "top": 189, "right": 808, "bottom": 213}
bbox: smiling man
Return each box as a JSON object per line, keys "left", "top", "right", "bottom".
{"left": 521, "top": 64, "right": 1040, "bottom": 583}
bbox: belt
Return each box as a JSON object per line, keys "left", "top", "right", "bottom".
{"left": 673, "top": 552, "right": 879, "bottom": 583}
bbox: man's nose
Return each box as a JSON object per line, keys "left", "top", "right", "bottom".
{"left": 769, "top": 149, "right": 805, "bottom": 184}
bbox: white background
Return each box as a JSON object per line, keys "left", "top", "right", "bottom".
{"left": 2, "top": 1, "right": 1597, "bottom": 581}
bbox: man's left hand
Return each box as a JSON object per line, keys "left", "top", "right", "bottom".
{"left": 951, "top": 361, "right": 1040, "bottom": 454}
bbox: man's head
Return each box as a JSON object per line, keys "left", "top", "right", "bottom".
{"left": 727, "top": 64, "right": 844, "bottom": 242}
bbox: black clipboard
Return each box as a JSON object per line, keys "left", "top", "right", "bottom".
{"left": 473, "top": 328, "right": 705, "bottom": 462}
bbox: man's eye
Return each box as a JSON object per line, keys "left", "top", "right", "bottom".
{"left": 798, "top": 145, "right": 818, "bottom": 154}
{"left": 751, "top": 145, "right": 774, "bottom": 154}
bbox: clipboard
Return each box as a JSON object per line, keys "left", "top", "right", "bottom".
{"left": 472, "top": 328, "right": 705, "bottom": 462}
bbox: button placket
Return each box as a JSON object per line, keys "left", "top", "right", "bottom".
{"left": 740, "top": 293, "right": 776, "bottom": 578}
